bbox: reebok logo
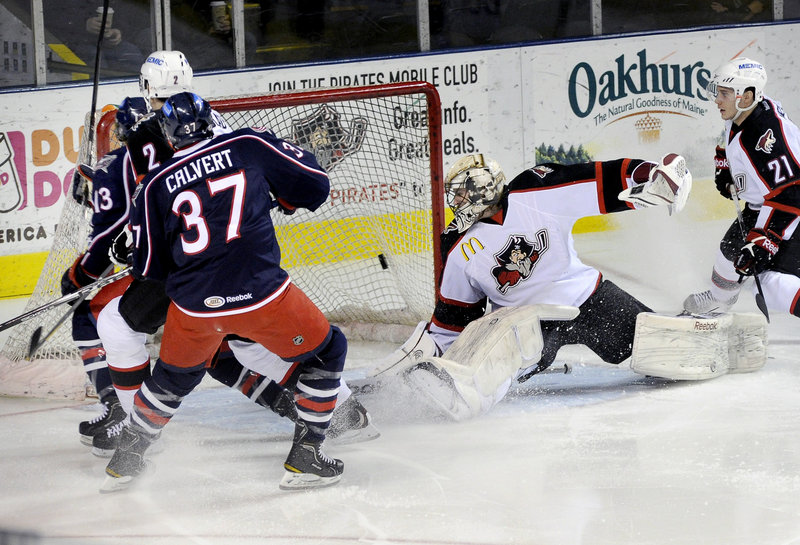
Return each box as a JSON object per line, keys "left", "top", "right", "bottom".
{"left": 226, "top": 293, "right": 253, "bottom": 303}
{"left": 694, "top": 321, "right": 718, "bottom": 331}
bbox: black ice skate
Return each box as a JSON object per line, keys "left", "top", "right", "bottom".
{"left": 326, "top": 396, "right": 380, "bottom": 445}
{"left": 79, "top": 396, "right": 126, "bottom": 447}
{"left": 99, "top": 425, "right": 159, "bottom": 493}
{"left": 280, "top": 423, "right": 343, "bottom": 490}
{"left": 91, "top": 420, "right": 126, "bottom": 458}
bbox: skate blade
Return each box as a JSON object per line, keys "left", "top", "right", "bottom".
{"left": 99, "top": 473, "right": 135, "bottom": 494}
{"left": 99, "top": 461, "right": 152, "bottom": 494}
{"left": 79, "top": 435, "right": 93, "bottom": 447}
{"left": 279, "top": 471, "right": 342, "bottom": 491}
{"left": 326, "top": 423, "right": 381, "bottom": 446}
{"left": 91, "top": 446, "right": 115, "bottom": 458}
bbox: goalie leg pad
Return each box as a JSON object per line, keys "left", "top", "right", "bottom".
{"left": 728, "top": 313, "right": 768, "bottom": 373}
{"left": 631, "top": 312, "right": 734, "bottom": 380}
{"left": 405, "top": 305, "right": 579, "bottom": 420}
{"left": 630, "top": 312, "right": 768, "bottom": 380}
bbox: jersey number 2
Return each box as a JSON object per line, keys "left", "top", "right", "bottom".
{"left": 171, "top": 171, "right": 246, "bottom": 255}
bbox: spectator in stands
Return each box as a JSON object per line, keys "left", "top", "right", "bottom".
{"left": 710, "top": 0, "right": 768, "bottom": 22}
{"left": 43, "top": 0, "right": 146, "bottom": 75}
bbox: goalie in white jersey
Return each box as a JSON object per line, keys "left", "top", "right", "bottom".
{"left": 371, "top": 152, "right": 764, "bottom": 419}
{"left": 432, "top": 153, "right": 688, "bottom": 362}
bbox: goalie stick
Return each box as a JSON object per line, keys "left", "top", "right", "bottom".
{"left": 0, "top": 267, "right": 131, "bottom": 334}
{"left": 730, "top": 184, "right": 769, "bottom": 323}
{"left": 347, "top": 363, "right": 573, "bottom": 396}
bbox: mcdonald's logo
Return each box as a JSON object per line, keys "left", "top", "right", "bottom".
{"left": 460, "top": 237, "right": 484, "bottom": 261}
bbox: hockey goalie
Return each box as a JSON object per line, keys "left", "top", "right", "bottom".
{"left": 368, "top": 153, "right": 768, "bottom": 420}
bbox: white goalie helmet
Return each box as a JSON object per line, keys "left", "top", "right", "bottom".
{"left": 706, "top": 57, "right": 767, "bottom": 118}
{"left": 139, "top": 50, "right": 194, "bottom": 101}
{"left": 445, "top": 154, "right": 507, "bottom": 233}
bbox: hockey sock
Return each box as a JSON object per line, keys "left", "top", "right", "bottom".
{"left": 294, "top": 326, "right": 347, "bottom": 442}
{"left": 72, "top": 300, "right": 116, "bottom": 401}
{"left": 131, "top": 361, "right": 206, "bottom": 435}
{"left": 109, "top": 359, "right": 151, "bottom": 414}
{"left": 77, "top": 341, "right": 115, "bottom": 402}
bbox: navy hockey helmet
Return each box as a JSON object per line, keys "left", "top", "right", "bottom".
{"left": 115, "top": 96, "right": 150, "bottom": 142}
{"left": 159, "top": 92, "right": 215, "bottom": 149}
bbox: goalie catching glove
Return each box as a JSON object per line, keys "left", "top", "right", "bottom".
{"left": 734, "top": 228, "right": 781, "bottom": 276}
{"left": 618, "top": 153, "right": 692, "bottom": 214}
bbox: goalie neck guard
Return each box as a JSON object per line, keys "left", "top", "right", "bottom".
{"left": 706, "top": 57, "right": 767, "bottom": 121}
{"left": 445, "top": 154, "right": 507, "bottom": 233}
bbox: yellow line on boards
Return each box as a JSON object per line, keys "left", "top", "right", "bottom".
{"left": 0, "top": 252, "right": 49, "bottom": 299}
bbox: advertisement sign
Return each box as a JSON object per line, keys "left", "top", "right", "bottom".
{"left": 0, "top": 24, "right": 794, "bottom": 296}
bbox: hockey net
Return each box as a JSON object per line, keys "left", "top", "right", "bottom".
{"left": 0, "top": 81, "right": 444, "bottom": 399}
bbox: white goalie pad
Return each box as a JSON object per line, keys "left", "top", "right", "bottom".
{"left": 630, "top": 312, "right": 767, "bottom": 380}
{"left": 404, "top": 304, "right": 579, "bottom": 420}
{"left": 728, "top": 313, "right": 769, "bottom": 373}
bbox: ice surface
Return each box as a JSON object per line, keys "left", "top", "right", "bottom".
{"left": 1, "top": 210, "right": 799, "bottom": 545}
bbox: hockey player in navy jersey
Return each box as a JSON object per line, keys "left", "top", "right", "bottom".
{"left": 101, "top": 92, "right": 348, "bottom": 492}
{"left": 683, "top": 57, "right": 800, "bottom": 318}
{"left": 68, "top": 96, "right": 304, "bottom": 456}
{"left": 63, "top": 97, "right": 148, "bottom": 448}
{"left": 92, "top": 51, "right": 376, "bottom": 457}
{"left": 371, "top": 152, "right": 694, "bottom": 419}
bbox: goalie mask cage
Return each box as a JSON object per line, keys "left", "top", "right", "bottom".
{"left": 0, "top": 81, "right": 444, "bottom": 399}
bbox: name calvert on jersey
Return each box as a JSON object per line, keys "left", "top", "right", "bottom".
{"left": 130, "top": 127, "right": 329, "bottom": 316}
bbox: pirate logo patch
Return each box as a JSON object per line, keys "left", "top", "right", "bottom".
{"left": 291, "top": 104, "right": 367, "bottom": 171}
{"left": 491, "top": 230, "right": 549, "bottom": 294}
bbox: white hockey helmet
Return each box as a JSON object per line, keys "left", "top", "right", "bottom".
{"left": 706, "top": 57, "right": 767, "bottom": 119}
{"left": 139, "top": 50, "right": 194, "bottom": 101}
{"left": 445, "top": 154, "right": 507, "bottom": 233}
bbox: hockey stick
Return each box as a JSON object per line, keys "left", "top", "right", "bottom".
{"left": 0, "top": 267, "right": 131, "bottom": 334}
{"left": 730, "top": 185, "right": 769, "bottom": 323}
{"left": 87, "top": 0, "right": 111, "bottom": 152}
{"left": 27, "top": 264, "right": 118, "bottom": 358}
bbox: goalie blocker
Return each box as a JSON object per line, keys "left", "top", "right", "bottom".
{"left": 378, "top": 306, "right": 767, "bottom": 421}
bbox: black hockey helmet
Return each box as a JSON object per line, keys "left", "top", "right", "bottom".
{"left": 115, "top": 96, "right": 150, "bottom": 142}
{"left": 159, "top": 91, "right": 214, "bottom": 149}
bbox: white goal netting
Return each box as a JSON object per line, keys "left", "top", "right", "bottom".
{"left": 0, "top": 82, "right": 444, "bottom": 399}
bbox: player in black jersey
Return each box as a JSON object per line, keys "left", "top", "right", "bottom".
{"left": 63, "top": 97, "right": 148, "bottom": 448}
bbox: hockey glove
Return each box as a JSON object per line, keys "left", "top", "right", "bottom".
{"left": 60, "top": 256, "right": 96, "bottom": 298}
{"left": 618, "top": 153, "right": 692, "bottom": 214}
{"left": 109, "top": 225, "right": 133, "bottom": 267}
{"left": 734, "top": 228, "right": 782, "bottom": 276}
{"left": 713, "top": 146, "right": 733, "bottom": 200}
{"left": 71, "top": 163, "right": 95, "bottom": 208}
